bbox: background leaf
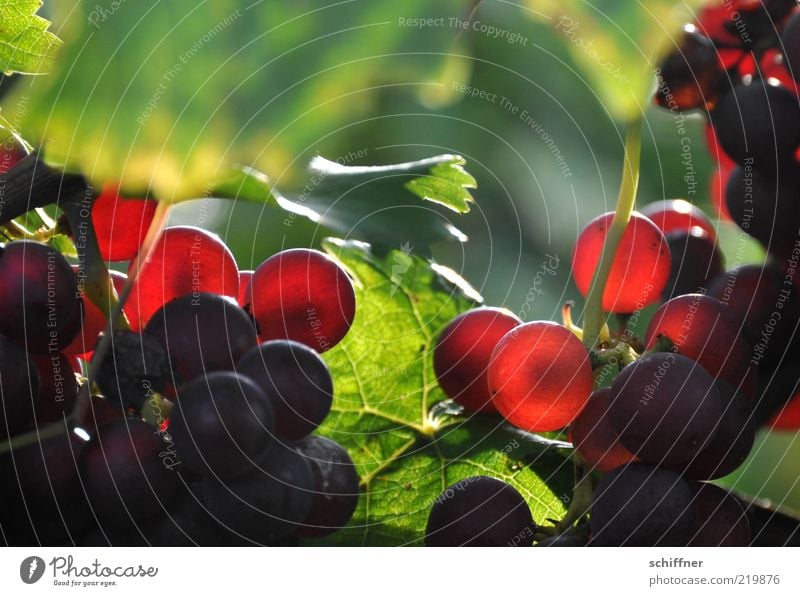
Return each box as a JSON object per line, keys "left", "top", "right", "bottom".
{"left": 526, "top": 0, "right": 706, "bottom": 121}
{"left": 0, "top": 0, "right": 60, "bottom": 75}
{"left": 10, "top": 0, "right": 472, "bottom": 200}
{"left": 316, "top": 239, "right": 570, "bottom": 545}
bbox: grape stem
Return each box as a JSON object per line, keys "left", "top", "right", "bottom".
{"left": 554, "top": 459, "right": 592, "bottom": 533}
{"left": 581, "top": 119, "right": 642, "bottom": 350}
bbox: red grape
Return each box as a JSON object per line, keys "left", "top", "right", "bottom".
{"left": 645, "top": 294, "right": 758, "bottom": 396}
{"left": 65, "top": 268, "right": 127, "bottom": 358}
{"left": 640, "top": 199, "right": 716, "bottom": 240}
{"left": 488, "top": 321, "right": 592, "bottom": 432}
{"left": 238, "top": 270, "right": 254, "bottom": 307}
{"left": 126, "top": 226, "right": 239, "bottom": 329}
{"left": 770, "top": 391, "right": 800, "bottom": 430}
{"left": 572, "top": 212, "right": 670, "bottom": 313}
{"left": 248, "top": 249, "right": 355, "bottom": 352}
{"left": 433, "top": 307, "right": 521, "bottom": 413}
{"left": 0, "top": 127, "right": 27, "bottom": 173}
{"left": 569, "top": 388, "right": 637, "bottom": 473}
{"left": 90, "top": 184, "right": 157, "bottom": 262}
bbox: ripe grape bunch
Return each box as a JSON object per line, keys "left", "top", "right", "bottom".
{"left": 0, "top": 144, "right": 360, "bottom": 545}
{"left": 424, "top": 0, "right": 800, "bottom": 547}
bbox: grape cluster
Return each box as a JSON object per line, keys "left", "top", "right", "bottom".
{"left": 0, "top": 185, "right": 360, "bottom": 545}
{"left": 426, "top": 6, "right": 800, "bottom": 536}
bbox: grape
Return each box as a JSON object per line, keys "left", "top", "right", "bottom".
{"left": 710, "top": 80, "right": 800, "bottom": 172}
{"left": 662, "top": 228, "right": 724, "bottom": 299}
{"left": 572, "top": 212, "right": 670, "bottom": 313}
{"left": 770, "top": 390, "right": 800, "bottom": 429}
{"left": 92, "top": 330, "right": 170, "bottom": 411}
{"left": 655, "top": 26, "right": 722, "bottom": 111}
{"left": 236, "top": 340, "right": 333, "bottom": 440}
{"left": 425, "top": 476, "right": 534, "bottom": 547}
{"left": 608, "top": 353, "right": 722, "bottom": 467}
{"left": 31, "top": 353, "right": 78, "bottom": 424}
{"left": 0, "top": 125, "right": 27, "bottom": 173}
{"left": 293, "top": 435, "right": 360, "bottom": 538}
{"left": 0, "top": 240, "right": 82, "bottom": 353}
{"left": 711, "top": 164, "right": 734, "bottom": 220}
{"left": 126, "top": 226, "right": 239, "bottom": 329}
{"left": 569, "top": 388, "right": 637, "bottom": 473}
{"left": 169, "top": 371, "right": 274, "bottom": 479}
{"left": 590, "top": 463, "right": 694, "bottom": 546}
{"left": 81, "top": 417, "right": 182, "bottom": 528}
{"left": 200, "top": 443, "right": 314, "bottom": 545}
{"left": 640, "top": 199, "right": 717, "bottom": 240}
{"left": 688, "top": 483, "right": 751, "bottom": 547}
{"left": 433, "top": 307, "right": 521, "bottom": 413}
{"left": 645, "top": 294, "right": 757, "bottom": 395}
{"left": 708, "top": 264, "right": 800, "bottom": 369}
{"left": 64, "top": 269, "right": 127, "bottom": 358}
{"left": 488, "top": 321, "right": 593, "bottom": 432}
{"left": 248, "top": 249, "right": 356, "bottom": 352}
{"left": 90, "top": 184, "right": 157, "bottom": 262}
{"left": 0, "top": 336, "right": 39, "bottom": 438}
{"left": 726, "top": 164, "right": 800, "bottom": 258}
{"left": 752, "top": 346, "right": 800, "bottom": 426}
{"left": 683, "top": 382, "right": 755, "bottom": 480}
{"left": 0, "top": 426, "right": 89, "bottom": 545}
{"left": 237, "top": 270, "right": 254, "bottom": 307}
{"left": 145, "top": 292, "right": 257, "bottom": 384}
{"left": 783, "top": 10, "right": 800, "bottom": 82}
{"left": 535, "top": 534, "right": 587, "bottom": 547}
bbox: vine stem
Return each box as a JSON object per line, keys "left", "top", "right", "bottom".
{"left": 72, "top": 200, "right": 172, "bottom": 428}
{"left": 581, "top": 119, "right": 643, "bottom": 350}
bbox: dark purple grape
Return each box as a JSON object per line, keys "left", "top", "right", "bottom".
{"left": 725, "top": 164, "right": 800, "bottom": 258}
{"left": 169, "top": 371, "right": 274, "bottom": 479}
{"left": 662, "top": 228, "right": 724, "bottom": 299}
{"left": 608, "top": 353, "right": 722, "bottom": 467}
{"left": 293, "top": 435, "right": 360, "bottom": 538}
{"left": 145, "top": 292, "right": 257, "bottom": 384}
{"left": 0, "top": 241, "right": 82, "bottom": 353}
{"left": 688, "top": 483, "right": 751, "bottom": 546}
{"left": 569, "top": 388, "right": 637, "bottom": 473}
{"left": 590, "top": 464, "right": 694, "bottom": 546}
{"left": 81, "top": 417, "right": 181, "bottom": 528}
{"left": 92, "top": 330, "right": 170, "bottom": 412}
{"left": 0, "top": 425, "right": 89, "bottom": 545}
{"left": 425, "top": 476, "right": 534, "bottom": 547}
{"left": 31, "top": 353, "right": 78, "bottom": 424}
{"left": 535, "top": 534, "right": 587, "bottom": 547}
{"left": 710, "top": 81, "right": 800, "bottom": 173}
{"left": 236, "top": 340, "right": 333, "bottom": 440}
{"left": 655, "top": 26, "right": 723, "bottom": 111}
{"left": 0, "top": 336, "right": 38, "bottom": 438}
{"left": 201, "top": 443, "right": 314, "bottom": 545}
{"left": 683, "top": 383, "right": 756, "bottom": 480}
{"left": 708, "top": 264, "right": 800, "bottom": 369}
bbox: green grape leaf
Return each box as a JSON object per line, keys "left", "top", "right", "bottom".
{"left": 221, "top": 154, "right": 476, "bottom": 251}
{"left": 316, "top": 239, "right": 571, "bottom": 546}
{"left": 9, "top": 0, "right": 471, "bottom": 200}
{"left": 0, "top": 0, "right": 61, "bottom": 75}
{"left": 526, "top": 0, "right": 705, "bottom": 121}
